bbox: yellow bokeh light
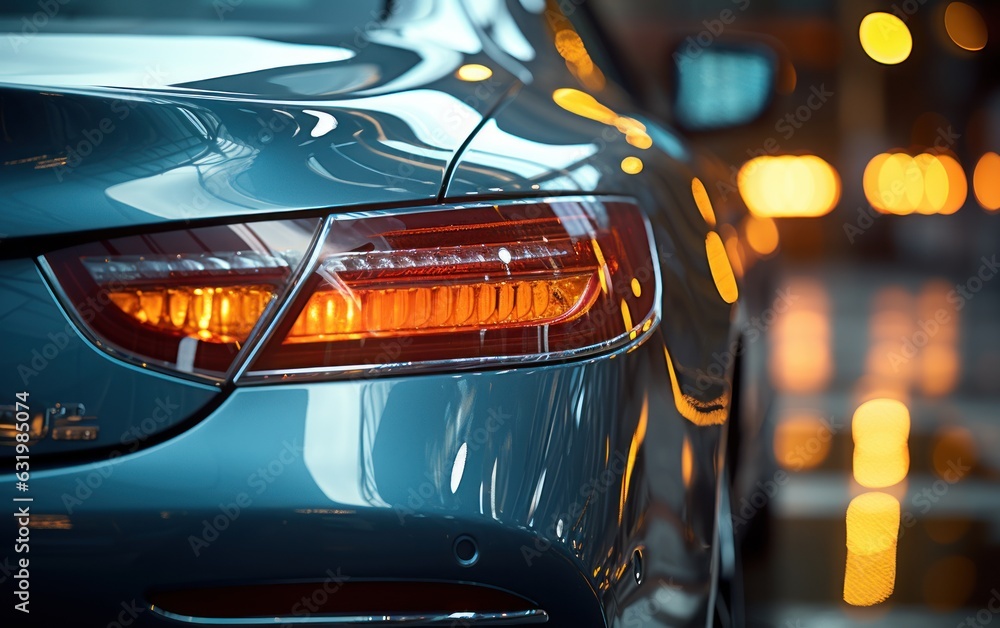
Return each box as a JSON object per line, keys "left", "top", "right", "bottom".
{"left": 743, "top": 215, "right": 779, "bottom": 256}
{"left": 552, "top": 88, "right": 617, "bottom": 125}
{"left": 769, "top": 281, "right": 832, "bottom": 394}
{"left": 852, "top": 398, "right": 910, "bottom": 488}
{"left": 774, "top": 414, "right": 833, "bottom": 471}
{"left": 720, "top": 225, "right": 745, "bottom": 280}
{"left": 705, "top": 231, "right": 738, "bottom": 304}
{"left": 945, "top": 2, "right": 988, "bottom": 51}
{"left": 455, "top": 63, "right": 493, "bottom": 82}
{"left": 552, "top": 89, "right": 652, "bottom": 152}
{"left": 844, "top": 492, "right": 901, "bottom": 606}
{"left": 691, "top": 177, "right": 717, "bottom": 227}
{"left": 939, "top": 154, "right": 968, "bottom": 214}
{"left": 863, "top": 152, "right": 967, "bottom": 214}
{"left": 919, "top": 343, "right": 960, "bottom": 397}
{"left": 681, "top": 435, "right": 693, "bottom": 487}
{"left": 621, "top": 156, "right": 643, "bottom": 175}
{"left": 859, "top": 12, "right": 913, "bottom": 65}
{"left": 932, "top": 426, "right": 976, "bottom": 481}
{"left": 973, "top": 152, "right": 1000, "bottom": 211}
{"left": 738, "top": 155, "right": 840, "bottom": 218}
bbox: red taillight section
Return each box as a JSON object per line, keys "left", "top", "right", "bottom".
{"left": 43, "top": 219, "right": 320, "bottom": 377}
{"left": 245, "top": 199, "right": 658, "bottom": 378}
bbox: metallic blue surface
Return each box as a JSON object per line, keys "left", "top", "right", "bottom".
{"left": 0, "top": 259, "right": 218, "bottom": 457}
{"left": 20, "top": 334, "right": 720, "bottom": 626}
{"left": 0, "top": 7, "right": 519, "bottom": 239}
{"left": 0, "top": 1, "right": 746, "bottom": 625}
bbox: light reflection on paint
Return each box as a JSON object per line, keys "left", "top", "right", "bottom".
{"left": 550, "top": 8, "right": 606, "bottom": 91}
{"left": 705, "top": 231, "right": 738, "bottom": 304}
{"left": 663, "top": 346, "right": 729, "bottom": 426}
{"left": 456, "top": 63, "right": 494, "bottom": 81}
{"left": 691, "top": 177, "right": 717, "bottom": 227}
{"left": 621, "top": 156, "right": 643, "bottom": 175}
{"left": 620, "top": 393, "right": 648, "bottom": 523}
{"left": 450, "top": 442, "right": 468, "bottom": 493}
{"left": 681, "top": 435, "right": 693, "bottom": 487}
{"left": 552, "top": 88, "right": 652, "bottom": 151}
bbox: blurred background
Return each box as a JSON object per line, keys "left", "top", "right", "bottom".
{"left": 589, "top": 0, "right": 1000, "bottom": 625}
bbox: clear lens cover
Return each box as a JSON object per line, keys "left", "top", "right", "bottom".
{"left": 244, "top": 198, "right": 659, "bottom": 380}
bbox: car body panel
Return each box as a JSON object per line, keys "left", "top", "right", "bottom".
{"left": 0, "top": 258, "right": 218, "bottom": 458}
{"left": 0, "top": 8, "right": 520, "bottom": 240}
{"left": 24, "top": 334, "right": 716, "bottom": 626}
{"left": 0, "top": 1, "right": 741, "bottom": 626}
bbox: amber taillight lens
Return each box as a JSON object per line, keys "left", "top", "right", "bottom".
{"left": 43, "top": 219, "right": 320, "bottom": 377}
{"left": 244, "top": 198, "right": 658, "bottom": 379}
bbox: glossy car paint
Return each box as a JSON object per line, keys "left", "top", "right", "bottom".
{"left": 0, "top": 2, "right": 738, "bottom": 626}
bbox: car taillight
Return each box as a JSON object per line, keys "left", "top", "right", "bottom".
{"left": 42, "top": 219, "right": 320, "bottom": 378}
{"left": 242, "top": 198, "right": 658, "bottom": 380}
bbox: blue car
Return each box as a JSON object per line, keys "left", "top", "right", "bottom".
{"left": 0, "top": 1, "right": 776, "bottom": 625}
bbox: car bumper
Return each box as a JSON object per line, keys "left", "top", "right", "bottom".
{"left": 13, "top": 330, "right": 720, "bottom": 627}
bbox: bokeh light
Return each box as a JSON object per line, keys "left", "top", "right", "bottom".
{"left": 944, "top": 2, "right": 988, "bottom": 52}
{"left": 770, "top": 279, "right": 832, "bottom": 393}
{"left": 743, "top": 215, "right": 780, "bottom": 256}
{"left": 691, "top": 177, "right": 717, "bottom": 227}
{"left": 455, "top": 64, "right": 493, "bottom": 82}
{"left": 844, "top": 492, "right": 901, "bottom": 606}
{"left": 863, "top": 152, "right": 967, "bottom": 214}
{"left": 621, "top": 156, "right": 643, "bottom": 175}
{"left": 859, "top": 13, "right": 913, "bottom": 65}
{"left": 705, "top": 231, "right": 739, "bottom": 304}
{"left": 774, "top": 413, "right": 833, "bottom": 471}
{"left": 973, "top": 152, "right": 1000, "bottom": 211}
{"left": 738, "top": 155, "right": 841, "bottom": 218}
{"left": 852, "top": 398, "right": 910, "bottom": 488}
{"left": 932, "top": 425, "right": 976, "bottom": 481}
